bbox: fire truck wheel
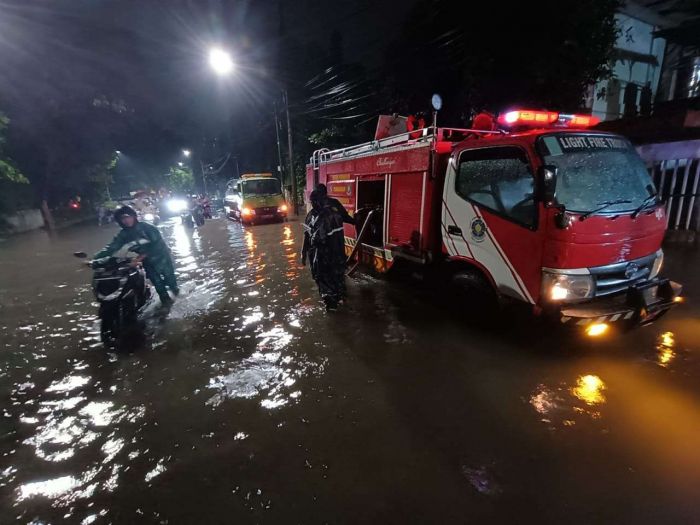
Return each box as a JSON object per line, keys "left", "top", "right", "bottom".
{"left": 450, "top": 270, "right": 499, "bottom": 320}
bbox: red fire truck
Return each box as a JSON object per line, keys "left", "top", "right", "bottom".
{"left": 306, "top": 109, "right": 682, "bottom": 333}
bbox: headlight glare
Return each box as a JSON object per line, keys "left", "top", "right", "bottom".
{"left": 542, "top": 271, "right": 594, "bottom": 302}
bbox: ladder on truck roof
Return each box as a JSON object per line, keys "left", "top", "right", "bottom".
{"left": 310, "top": 126, "right": 503, "bottom": 166}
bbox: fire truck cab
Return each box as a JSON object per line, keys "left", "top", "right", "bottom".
{"left": 306, "top": 110, "right": 682, "bottom": 331}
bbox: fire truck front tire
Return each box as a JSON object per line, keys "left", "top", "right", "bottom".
{"left": 449, "top": 270, "right": 500, "bottom": 320}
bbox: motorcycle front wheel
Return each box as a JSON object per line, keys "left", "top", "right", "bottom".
{"left": 99, "top": 303, "right": 121, "bottom": 344}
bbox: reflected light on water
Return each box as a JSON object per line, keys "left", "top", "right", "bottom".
{"left": 245, "top": 230, "right": 255, "bottom": 252}
{"left": 657, "top": 331, "right": 676, "bottom": 368}
{"left": 17, "top": 476, "right": 79, "bottom": 501}
{"left": 171, "top": 223, "right": 194, "bottom": 259}
{"left": 45, "top": 375, "right": 90, "bottom": 393}
{"left": 572, "top": 375, "right": 606, "bottom": 405}
{"left": 661, "top": 331, "right": 674, "bottom": 347}
{"left": 529, "top": 387, "right": 558, "bottom": 416}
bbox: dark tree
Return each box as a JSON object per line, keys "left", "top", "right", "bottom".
{"left": 387, "top": 0, "right": 621, "bottom": 123}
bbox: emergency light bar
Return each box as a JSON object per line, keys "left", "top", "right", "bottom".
{"left": 498, "top": 109, "right": 600, "bottom": 129}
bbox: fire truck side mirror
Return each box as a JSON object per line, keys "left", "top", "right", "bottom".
{"left": 539, "top": 165, "right": 558, "bottom": 205}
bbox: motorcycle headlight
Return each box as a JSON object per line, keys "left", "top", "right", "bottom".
{"left": 541, "top": 270, "right": 595, "bottom": 303}
{"left": 166, "top": 199, "right": 187, "bottom": 213}
{"left": 650, "top": 250, "right": 663, "bottom": 279}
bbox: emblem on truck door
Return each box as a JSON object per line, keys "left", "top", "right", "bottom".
{"left": 470, "top": 217, "right": 487, "bottom": 242}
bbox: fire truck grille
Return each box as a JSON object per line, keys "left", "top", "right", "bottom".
{"left": 589, "top": 253, "right": 657, "bottom": 297}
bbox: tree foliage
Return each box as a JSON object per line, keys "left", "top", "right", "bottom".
{"left": 167, "top": 166, "right": 194, "bottom": 194}
{"left": 387, "top": 0, "right": 621, "bottom": 122}
{"left": 0, "top": 113, "right": 27, "bottom": 184}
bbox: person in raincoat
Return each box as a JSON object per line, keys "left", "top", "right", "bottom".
{"left": 315, "top": 184, "right": 354, "bottom": 225}
{"left": 301, "top": 190, "right": 347, "bottom": 311}
{"left": 93, "top": 205, "right": 179, "bottom": 305}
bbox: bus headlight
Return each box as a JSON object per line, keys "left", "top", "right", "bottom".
{"left": 542, "top": 271, "right": 594, "bottom": 302}
{"left": 650, "top": 250, "right": 663, "bottom": 279}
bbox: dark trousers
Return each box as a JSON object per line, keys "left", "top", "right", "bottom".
{"left": 310, "top": 248, "right": 346, "bottom": 307}
{"left": 145, "top": 260, "right": 178, "bottom": 302}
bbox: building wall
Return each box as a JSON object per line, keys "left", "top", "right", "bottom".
{"left": 1, "top": 209, "right": 44, "bottom": 233}
{"left": 591, "top": 14, "right": 666, "bottom": 122}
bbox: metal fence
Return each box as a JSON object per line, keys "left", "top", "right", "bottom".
{"left": 637, "top": 140, "right": 700, "bottom": 232}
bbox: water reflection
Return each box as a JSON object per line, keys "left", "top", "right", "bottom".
{"left": 529, "top": 373, "right": 608, "bottom": 428}
{"left": 529, "top": 386, "right": 560, "bottom": 420}
{"left": 46, "top": 375, "right": 90, "bottom": 393}
{"left": 17, "top": 475, "right": 80, "bottom": 501}
{"left": 245, "top": 230, "right": 256, "bottom": 252}
{"left": 206, "top": 318, "right": 321, "bottom": 410}
{"left": 657, "top": 331, "right": 676, "bottom": 368}
{"left": 572, "top": 375, "right": 606, "bottom": 406}
{"left": 171, "top": 222, "right": 194, "bottom": 257}
{"left": 571, "top": 374, "right": 605, "bottom": 405}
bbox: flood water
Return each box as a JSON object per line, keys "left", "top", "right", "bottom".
{"left": 1, "top": 216, "right": 699, "bottom": 524}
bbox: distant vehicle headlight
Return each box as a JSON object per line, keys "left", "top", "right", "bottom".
{"left": 143, "top": 213, "right": 155, "bottom": 222}
{"left": 166, "top": 199, "right": 187, "bottom": 213}
{"left": 278, "top": 204, "right": 288, "bottom": 213}
{"left": 541, "top": 270, "right": 594, "bottom": 302}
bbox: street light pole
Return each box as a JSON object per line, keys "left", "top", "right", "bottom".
{"left": 273, "top": 101, "right": 286, "bottom": 195}
{"left": 283, "top": 89, "right": 298, "bottom": 215}
{"left": 200, "top": 160, "right": 208, "bottom": 195}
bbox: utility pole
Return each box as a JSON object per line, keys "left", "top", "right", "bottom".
{"left": 234, "top": 156, "right": 240, "bottom": 179}
{"left": 273, "top": 101, "right": 286, "bottom": 196}
{"left": 283, "top": 89, "right": 298, "bottom": 215}
{"left": 200, "top": 160, "right": 208, "bottom": 195}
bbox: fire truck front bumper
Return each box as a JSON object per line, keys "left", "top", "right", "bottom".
{"left": 556, "top": 278, "right": 682, "bottom": 329}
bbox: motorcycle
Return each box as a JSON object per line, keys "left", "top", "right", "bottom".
{"left": 74, "top": 251, "right": 151, "bottom": 344}
{"left": 181, "top": 204, "right": 205, "bottom": 228}
{"left": 202, "top": 202, "right": 212, "bottom": 219}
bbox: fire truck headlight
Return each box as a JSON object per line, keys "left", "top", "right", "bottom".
{"left": 542, "top": 271, "right": 594, "bottom": 302}
{"left": 650, "top": 250, "right": 664, "bottom": 279}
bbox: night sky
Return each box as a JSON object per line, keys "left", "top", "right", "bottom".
{"left": 0, "top": 0, "right": 414, "bottom": 186}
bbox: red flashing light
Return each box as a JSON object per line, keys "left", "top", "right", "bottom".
{"left": 499, "top": 110, "right": 558, "bottom": 127}
{"left": 566, "top": 114, "right": 601, "bottom": 127}
{"left": 498, "top": 109, "right": 600, "bottom": 129}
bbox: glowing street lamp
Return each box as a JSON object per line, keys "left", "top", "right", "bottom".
{"left": 183, "top": 149, "right": 191, "bottom": 157}
{"left": 209, "top": 48, "right": 234, "bottom": 76}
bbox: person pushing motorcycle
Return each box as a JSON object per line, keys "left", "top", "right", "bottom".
{"left": 93, "top": 206, "right": 179, "bottom": 306}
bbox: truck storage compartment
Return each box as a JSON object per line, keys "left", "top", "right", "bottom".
{"left": 388, "top": 172, "right": 424, "bottom": 252}
{"left": 355, "top": 179, "right": 385, "bottom": 247}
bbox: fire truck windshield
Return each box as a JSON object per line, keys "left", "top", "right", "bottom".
{"left": 242, "top": 179, "right": 281, "bottom": 196}
{"left": 538, "top": 134, "right": 656, "bottom": 214}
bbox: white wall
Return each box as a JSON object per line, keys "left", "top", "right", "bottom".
{"left": 591, "top": 14, "right": 666, "bottom": 121}
{"left": 2, "top": 209, "right": 44, "bottom": 233}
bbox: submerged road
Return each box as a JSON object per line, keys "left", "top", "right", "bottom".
{"left": 1, "top": 216, "right": 699, "bottom": 524}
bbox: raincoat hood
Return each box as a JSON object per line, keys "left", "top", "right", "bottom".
{"left": 114, "top": 206, "right": 138, "bottom": 228}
